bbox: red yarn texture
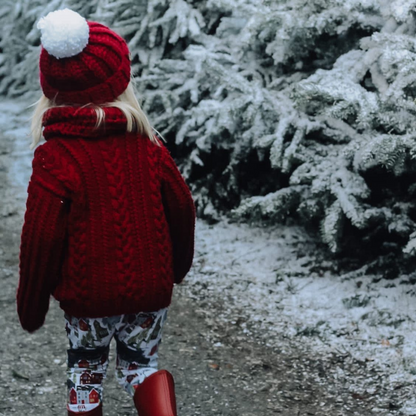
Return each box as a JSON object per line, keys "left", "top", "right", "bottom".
{"left": 17, "top": 107, "right": 196, "bottom": 333}
{"left": 39, "top": 22, "right": 131, "bottom": 105}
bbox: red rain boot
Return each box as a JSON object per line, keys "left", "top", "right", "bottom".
{"left": 67, "top": 403, "right": 103, "bottom": 416}
{"left": 133, "top": 370, "right": 177, "bottom": 416}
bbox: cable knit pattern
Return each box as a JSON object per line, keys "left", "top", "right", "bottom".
{"left": 17, "top": 107, "right": 195, "bottom": 332}
{"left": 143, "top": 137, "right": 171, "bottom": 307}
{"left": 99, "top": 135, "right": 135, "bottom": 311}
{"left": 160, "top": 148, "right": 196, "bottom": 283}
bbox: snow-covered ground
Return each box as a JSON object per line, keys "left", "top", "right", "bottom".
{"left": 185, "top": 209, "right": 416, "bottom": 413}
{"left": 3, "top": 98, "right": 416, "bottom": 414}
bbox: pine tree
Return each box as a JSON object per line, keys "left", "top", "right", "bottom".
{"left": 232, "top": 0, "right": 416, "bottom": 274}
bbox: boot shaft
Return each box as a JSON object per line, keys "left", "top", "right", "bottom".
{"left": 134, "top": 370, "right": 177, "bottom": 416}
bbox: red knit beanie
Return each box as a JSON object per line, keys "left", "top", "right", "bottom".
{"left": 37, "top": 9, "right": 131, "bottom": 105}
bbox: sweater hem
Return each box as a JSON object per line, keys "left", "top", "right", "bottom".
{"left": 58, "top": 294, "right": 173, "bottom": 318}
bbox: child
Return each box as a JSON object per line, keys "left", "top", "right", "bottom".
{"left": 16, "top": 9, "right": 195, "bottom": 416}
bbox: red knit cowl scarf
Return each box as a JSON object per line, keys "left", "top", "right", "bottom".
{"left": 42, "top": 106, "right": 128, "bottom": 139}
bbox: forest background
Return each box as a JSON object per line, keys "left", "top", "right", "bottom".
{"left": 1, "top": 0, "right": 416, "bottom": 277}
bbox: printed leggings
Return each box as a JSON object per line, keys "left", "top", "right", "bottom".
{"left": 65, "top": 308, "right": 168, "bottom": 413}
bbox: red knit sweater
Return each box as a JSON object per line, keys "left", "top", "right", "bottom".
{"left": 17, "top": 107, "right": 196, "bottom": 333}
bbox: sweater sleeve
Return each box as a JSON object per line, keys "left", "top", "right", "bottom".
{"left": 17, "top": 147, "right": 69, "bottom": 333}
{"left": 160, "top": 146, "right": 196, "bottom": 284}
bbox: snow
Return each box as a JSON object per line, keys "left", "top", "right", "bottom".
{"left": 0, "top": 101, "right": 33, "bottom": 194}
{"left": 184, "top": 218, "right": 416, "bottom": 414}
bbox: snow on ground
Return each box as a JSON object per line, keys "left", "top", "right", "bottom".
{"left": 4, "top": 98, "right": 416, "bottom": 414}
{"left": 184, "top": 213, "right": 416, "bottom": 413}
{"left": 0, "top": 100, "right": 33, "bottom": 192}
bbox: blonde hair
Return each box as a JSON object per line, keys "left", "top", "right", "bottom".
{"left": 30, "top": 81, "right": 162, "bottom": 149}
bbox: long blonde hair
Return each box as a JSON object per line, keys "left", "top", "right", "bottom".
{"left": 30, "top": 81, "right": 161, "bottom": 149}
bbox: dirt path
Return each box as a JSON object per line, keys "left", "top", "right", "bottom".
{"left": 0, "top": 100, "right": 400, "bottom": 416}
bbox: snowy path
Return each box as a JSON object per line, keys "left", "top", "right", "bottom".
{"left": 0, "top": 99, "right": 414, "bottom": 415}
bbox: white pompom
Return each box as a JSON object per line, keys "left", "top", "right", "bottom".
{"left": 37, "top": 9, "right": 89, "bottom": 59}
